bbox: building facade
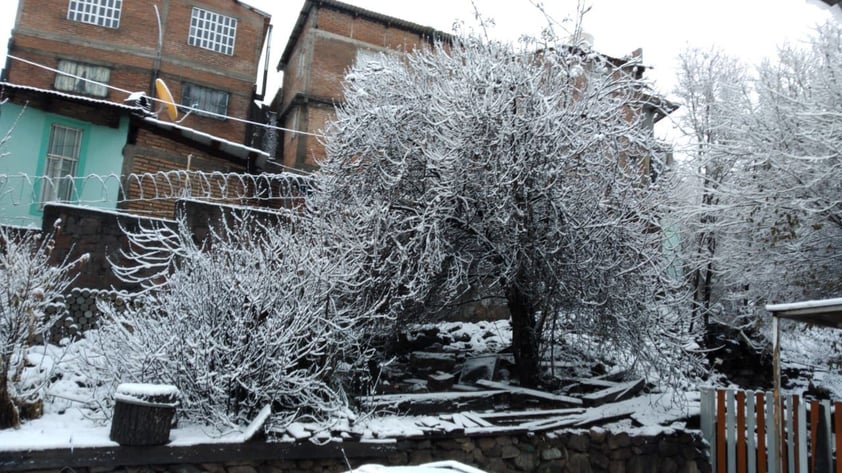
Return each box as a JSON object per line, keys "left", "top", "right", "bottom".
{"left": 274, "top": 0, "right": 449, "bottom": 170}
{"left": 4, "top": 0, "right": 271, "bottom": 145}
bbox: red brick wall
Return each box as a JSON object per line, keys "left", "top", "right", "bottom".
{"left": 278, "top": 4, "right": 437, "bottom": 168}
{"left": 120, "top": 128, "right": 249, "bottom": 219}
{"left": 8, "top": 0, "right": 269, "bottom": 144}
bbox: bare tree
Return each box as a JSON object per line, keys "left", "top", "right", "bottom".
{"left": 672, "top": 47, "right": 752, "bottom": 329}
{"left": 673, "top": 22, "right": 842, "bottom": 329}
{"left": 310, "top": 36, "right": 696, "bottom": 387}
{"left": 0, "top": 223, "right": 86, "bottom": 428}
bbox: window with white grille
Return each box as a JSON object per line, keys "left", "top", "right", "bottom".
{"left": 54, "top": 60, "right": 110, "bottom": 97}
{"left": 67, "top": 0, "right": 122, "bottom": 29}
{"left": 181, "top": 82, "right": 229, "bottom": 118}
{"left": 40, "top": 125, "right": 82, "bottom": 206}
{"left": 188, "top": 7, "right": 237, "bottom": 56}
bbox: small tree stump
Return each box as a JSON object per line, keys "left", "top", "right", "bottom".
{"left": 109, "top": 383, "right": 179, "bottom": 446}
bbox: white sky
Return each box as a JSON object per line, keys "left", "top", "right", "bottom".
{"left": 0, "top": 0, "right": 836, "bottom": 109}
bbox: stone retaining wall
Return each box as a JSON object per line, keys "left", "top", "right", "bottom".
{"left": 3, "top": 429, "right": 710, "bottom": 473}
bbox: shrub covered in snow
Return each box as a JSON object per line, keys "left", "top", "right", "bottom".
{"left": 87, "top": 210, "right": 384, "bottom": 432}
{"left": 309, "top": 35, "right": 700, "bottom": 388}
{"left": 0, "top": 223, "right": 86, "bottom": 428}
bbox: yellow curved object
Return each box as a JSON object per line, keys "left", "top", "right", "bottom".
{"left": 155, "top": 78, "right": 178, "bottom": 121}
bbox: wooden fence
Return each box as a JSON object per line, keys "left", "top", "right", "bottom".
{"left": 700, "top": 388, "right": 841, "bottom": 473}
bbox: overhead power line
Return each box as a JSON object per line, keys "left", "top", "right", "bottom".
{"left": 5, "top": 54, "right": 323, "bottom": 138}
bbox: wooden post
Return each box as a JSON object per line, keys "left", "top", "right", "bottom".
{"left": 737, "top": 390, "right": 746, "bottom": 473}
{"left": 757, "top": 392, "right": 767, "bottom": 473}
{"left": 110, "top": 383, "right": 179, "bottom": 446}
{"left": 718, "top": 389, "right": 727, "bottom": 473}
{"left": 772, "top": 316, "right": 783, "bottom": 473}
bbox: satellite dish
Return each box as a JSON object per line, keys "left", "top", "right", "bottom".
{"left": 154, "top": 78, "right": 179, "bottom": 121}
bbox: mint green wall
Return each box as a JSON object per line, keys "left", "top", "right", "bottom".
{"left": 0, "top": 102, "right": 128, "bottom": 227}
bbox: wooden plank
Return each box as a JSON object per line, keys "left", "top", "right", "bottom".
{"left": 835, "top": 402, "right": 842, "bottom": 473}
{"left": 727, "top": 389, "right": 736, "bottom": 473}
{"left": 701, "top": 388, "right": 716, "bottom": 472}
{"left": 359, "top": 390, "right": 506, "bottom": 405}
{"left": 786, "top": 395, "right": 794, "bottom": 473}
{"left": 359, "top": 389, "right": 509, "bottom": 414}
{"left": 520, "top": 415, "right": 584, "bottom": 431}
{"left": 746, "top": 392, "right": 756, "bottom": 473}
{"left": 737, "top": 391, "right": 747, "bottom": 473}
{"left": 473, "top": 408, "right": 585, "bottom": 421}
{"left": 461, "top": 412, "right": 494, "bottom": 428}
{"left": 464, "top": 425, "right": 530, "bottom": 436}
{"left": 474, "top": 379, "right": 583, "bottom": 406}
{"left": 717, "top": 389, "right": 727, "bottom": 473}
{"left": 241, "top": 404, "right": 271, "bottom": 442}
{"left": 815, "top": 401, "right": 832, "bottom": 473}
{"left": 452, "top": 413, "right": 480, "bottom": 428}
{"left": 810, "top": 400, "right": 819, "bottom": 473}
{"left": 756, "top": 392, "right": 767, "bottom": 473}
{"left": 559, "top": 377, "right": 619, "bottom": 388}
{"left": 766, "top": 392, "right": 776, "bottom": 473}
{"left": 573, "top": 408, "right": 636, "bottom": 429}
{"left": 795, "top": 395, "right": 806, "bottom": 473}
{"left": 580, "top": 378, "right": 645, "bottom": 406}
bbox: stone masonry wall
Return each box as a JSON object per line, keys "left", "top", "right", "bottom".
{"left": 3, "top": 430, "right": 710, "bottom": 473}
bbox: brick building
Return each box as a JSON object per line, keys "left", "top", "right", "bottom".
{"left": 273, "top": 0, "right": 450, "bottom": 170}
{"left": 4, "top": 0, "right": 271, "bottom": 145}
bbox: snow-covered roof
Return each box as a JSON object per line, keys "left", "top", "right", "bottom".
{"left": 0, "top": 82, "right": 144, "bottom": 112}
{"left": 766, "top": 297, "right": 842, "bottom": 328}
{"left": 140, "top": 116, "right": 270, "bottom": 163}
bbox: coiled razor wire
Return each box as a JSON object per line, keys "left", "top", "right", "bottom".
{"left": 0, "top": 170, "right": 311, "bottom": 223}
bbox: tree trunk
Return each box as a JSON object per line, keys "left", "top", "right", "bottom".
{"left": 506, "top": 285, "right": 541, "bottom": 388}
{"left": 0, "top": 369, "right": 20, "bottom": 429}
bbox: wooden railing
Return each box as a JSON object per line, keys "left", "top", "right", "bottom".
{"left": 701, "top": 388, "right": 841, "bottom": 473}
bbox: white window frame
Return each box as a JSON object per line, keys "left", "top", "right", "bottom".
{"left": 67, "top": 0, "right": 122, "bottom": 29}
{"left": 188, "top": 7, "right": 237, "bottom": 56}
{"left": 40, "top": 124, "right": 83, "bottom": 207}
{"left": 181, "top": 82, "right": 229, "bottom": 119}
{"left": 54, "top": 60, "right": 110, "bottom": 97}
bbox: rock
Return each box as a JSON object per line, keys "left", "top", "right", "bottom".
{"left": 501, "top": 445, "right": 521, "bottom": 459}
{"left": 514, "top": 453, "right": 538, "bottom": 471}
{"left": 609, "top": 460, "right": 626, "bottom": 473}
{"left": 568, "top": 434, "right": 590, "bottom": 452}
{"left": 679, "top": 461, "right": 700, "bottom": 473}
{"left": 409, "top": 450, "right": 433, "bottom": 464}
{"left": 660, "top": 457, "right": 678, "bottom": 473}
{"left": 628, "top": 455, "right": 657, "bottom": 473}
{"left": 541, "top": 448, "right": 563, "bottom": 460}
{"left": 537, "top": 461, "right": 565, "bottom": 473}
{"left": 568, "top": 453, "right": 592, "bottom": 473}
{"left": 608, "top": 433, "right": 631, "bottom": 449}
{"left": 658, "top": 437, "right": 681, "bottom": 457}
{"left": 590, "top": 451, "right": 609, "bottom": 469}
{"left": 590, "top": 428, "right": 607, "bottom": 444}
{"left": 477, "top": 437, "right": 497, "bottom": 450}
{"left": 226, "top": 465, "right": 257, "bottom": 473}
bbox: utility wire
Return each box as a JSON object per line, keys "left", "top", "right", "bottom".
{"left": 5, "top": 54, "right": 323, "bottom": 138}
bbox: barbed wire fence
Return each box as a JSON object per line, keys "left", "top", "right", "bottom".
{"left": 0, "top": 170, "right": 312, "bottom": 226}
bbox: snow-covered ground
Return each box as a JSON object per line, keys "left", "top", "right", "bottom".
{"left": 2, "top": 319, "right": 839, "bottom": 452}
